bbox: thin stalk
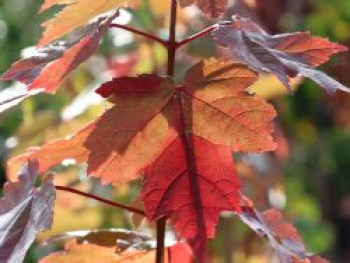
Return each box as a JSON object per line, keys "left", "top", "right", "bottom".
{"left": 166, "top": 0, "right": 178, "bottom": 76}
{"left": 155, "top": 1, "right": 178, "bottom": 263}
{"left": 177, "top": 25, "right": 216, "bottom": 48}
{"left": 55, "top": 186, "right": 145, "bottom": 216}
{"left": 156, "top": 217, "right": 167, "bottom": 263}
{"left": 109, "top": 24, "right": 167, "bottom": 46}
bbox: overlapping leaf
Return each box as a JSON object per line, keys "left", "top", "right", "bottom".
{"left": 1, "top": 12, "right": 118, "bottom": 94}
{"left": 0, "top": 160, "right": 55, "bottom": 263}
{"left": 7, "top": 59, "right": 276, "bottom": 262}
{"left": 239, "top": 197, "right": 329, "bottom": 263}
{"left": 43, "top": 229, "right": 153, "bottom": 249}
{"left": 8, "top": 59, "right": 275, "bottom": 183}
{"left": 40, "top": 228, "right": 192, "bottom": 263}
{"left": 212, "top": 15, "right": 349, "bottom": 95}
{"left": 38, "top": 0, "right": 131, "bottom": 46}
{"left": 40, "top": 239, "right": 192, "bottom": 263}
{"left": 0, "top": 84, "right": 42, "bottom": 113}
{"left": 178, "top": 0, "right": 227, "bottom": 18}
{"left": 141, "top": 135, "right": 241, "bottom": 262}
{"left": 7, "top": 74, "right": 176, "bottom": 184}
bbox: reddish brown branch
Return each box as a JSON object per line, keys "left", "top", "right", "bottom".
{"left": 109, "top": 24, "right": 167, "bottom": 46}
{"left": 166, "top": 0, "right": 178, "bottom": 76}
{"left": 55, "top": 186, "right": 145, "bottom": 216}
{"left": 177, "top": 25, "right": 216, "bottom": 48}
{"left": 156, "top": 217, "right": 167, "bottom": 263}
{"left": 154, "top": 1, "right": 179, "bottom": 263}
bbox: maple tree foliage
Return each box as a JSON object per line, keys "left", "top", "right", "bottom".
{"left": 178, "top": 0, "right": 228, "bottom": 18}
{"left": 8, "top": 59, "right": 276, "bottom": 182}
{"left": 141, "top": 135, "right": 241, "bottom": 261}
{"left": 0, "top": 0, "right": 349, "bottom": 262}
{"left": 40, "top": 239, "right": 192, "bottom": 263}
{"left": 38, "top": 0, "right": 132, "bottom": 46}
{"left": 40, "top": 229, "right": 193, "bottom": 263}
{"left": 239, "top": 197, "right": 329, "bottom": 263}
{"left": 7, "top": 59, "right": 276, "bottom": 260}
{"left": 44, "top": 229, "right": 154, "bottom": 248}
{"left": 1, "top": 11, "right": 119, "bottom": 94}
{"left": 0, "top": 160, "right": 55, "bottom": 263}
{"left": 212, "top": 15, "right": 349, "bottom": 95}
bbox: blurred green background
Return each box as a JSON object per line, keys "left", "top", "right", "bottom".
{"left": 0, "top": 0, "right": 349, "bottom": 262}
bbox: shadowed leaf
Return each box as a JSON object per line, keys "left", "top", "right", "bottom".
{"left": 212, "top": 15, "right": 348, "bottom": 95}
{"left": 40, "top": 239, "right": 192, "bottom": 263}
{"left": 0, "top": 160, "right": 55, "bottom": 263}
{"left": 43, "top": 229, "right": 152, "bottom": 250}
{"left": 238, "top": 197, "right": 329, "bottom": 263}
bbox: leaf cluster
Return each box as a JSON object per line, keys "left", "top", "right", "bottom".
{"left": 0, "top": 1, "right": 348, "bottom": 262}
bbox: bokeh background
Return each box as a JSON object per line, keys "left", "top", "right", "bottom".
{"left": 0, "top": 0, "right": 349, "bottom": 262}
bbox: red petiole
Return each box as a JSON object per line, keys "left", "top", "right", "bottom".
{"left": 176, "top": 25, "right": 216, "bottom": 48}
{"left": 109, "top": 23, "right": 168, "bottom": 46}
{"left": 55, "top": 185, "right": 145, "bottom": 216}
{"left": 109, "top": 23, "right": 215, "bottom": 50}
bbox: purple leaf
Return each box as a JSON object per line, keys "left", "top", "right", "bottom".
{"left": 212, "top": 15, "right": 348, "bottom": 95}
{"left": 238, "top": 197, "right": 329, "bottom": 263}
{"left": 0, "top": 160, "right": 56, "bottom": 263}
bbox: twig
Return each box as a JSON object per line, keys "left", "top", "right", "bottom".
{"left": 177, "top": 25, "right": 216, "bottom": 48}
{"left": 154, "top": 1, "right": 179, "bottom": 263}
{"left": 55, "top": 185, "right": 145, "bottom": 216}
{"left": 109, "top": 24, "right": 167, "bottom": 46}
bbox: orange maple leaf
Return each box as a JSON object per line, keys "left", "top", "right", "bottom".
{"left": 39, "top": 0, "right": 133, "bottom": 46}
{"left": 8, "top": 59, "right": 275, "bottom": 184}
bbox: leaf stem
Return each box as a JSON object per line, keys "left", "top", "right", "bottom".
{"left": 109, "top": 24, "right": 167, "bottom": 47}
{"left": 166, "top": 0, "right": 178, "bottom": 76}
{"left": 55, "top": 186, "right": 145, "bottom": 216}
{"left": 154, "top": 1, "right": 178, "bottom": 263}
{"left": 156, "top": 217, "right": 167, "bottom": 263}
{"left": 177, "top": 25, "right": 216, "bottom": 48}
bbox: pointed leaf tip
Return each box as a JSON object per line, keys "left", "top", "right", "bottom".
{"left": 96, "top": 74, "right": 164, "bottom": 98}
{"left": 142, "top": 135, "right": 241, "bottom": 262}
{"left": 212, "top": 15, "right": 349, "bottom": 95}
{"left": 38, "top": 0, "right": 127, "bottom": 46}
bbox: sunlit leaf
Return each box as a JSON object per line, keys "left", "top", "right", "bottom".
{"left": 1, "top": 12, "right": 118, "bottom": 93}
{"left": 0, "top": 84, "right": 42, "bottom": 113}
{"left": 39, "top": 0, "right": 132, "bottom": 46}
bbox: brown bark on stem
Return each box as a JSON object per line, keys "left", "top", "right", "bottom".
{"left": 155, "top": 1, "right": 178, "bottom": 263}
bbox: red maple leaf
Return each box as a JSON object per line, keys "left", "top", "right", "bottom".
{"left": 7, "top": 59, "right": 276, "bottom": 262}
{"left": 141, "top": 135, "right": 241, "bottom": 262}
